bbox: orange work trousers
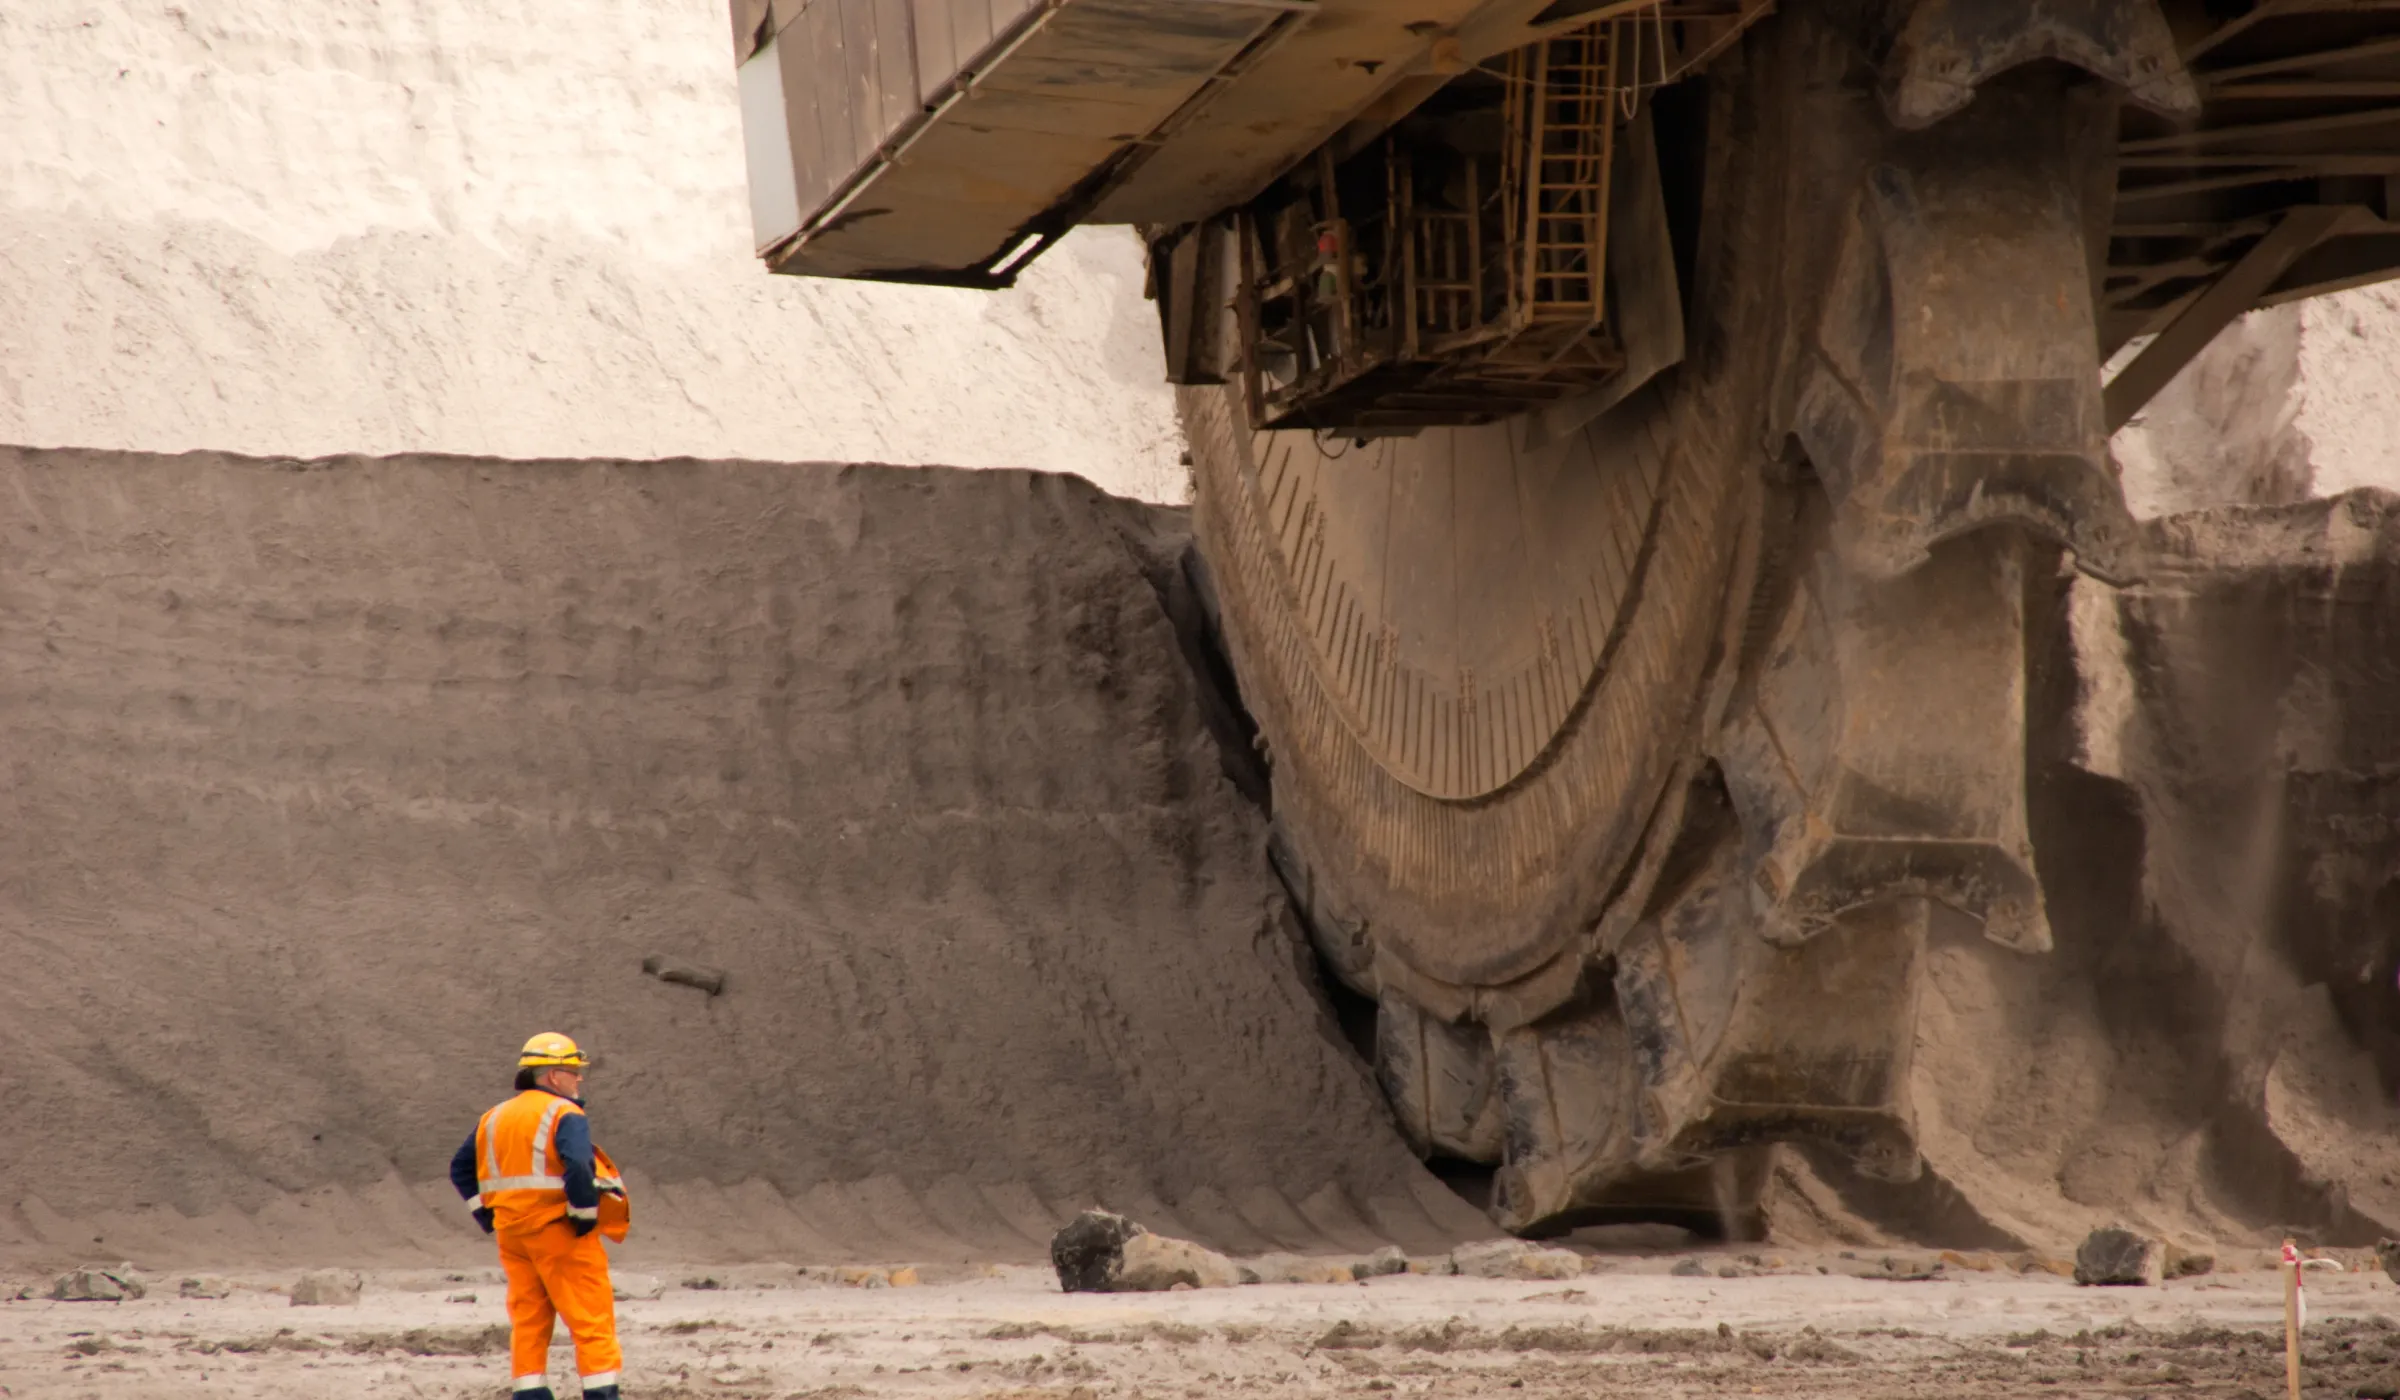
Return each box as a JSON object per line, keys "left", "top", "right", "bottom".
{"left": 497, "top": 1219, "right": 621, "bottom": 1392}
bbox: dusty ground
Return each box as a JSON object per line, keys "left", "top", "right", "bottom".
{"left": 8, "top": 1248, "right": 2400, "bottom": 1399}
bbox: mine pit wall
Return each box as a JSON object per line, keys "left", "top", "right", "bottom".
{"left": 1875, "top": 491, "right": 2400, "bottom": 1254}
{"left": 9, "top": 445, "right": 2400, "bottom": 1272}
{"left": 0, "top": 446, "right": 1485, "bottom": 1273}
{"left": 2068, "top": 494, "right": 2400, "bottom": 1243}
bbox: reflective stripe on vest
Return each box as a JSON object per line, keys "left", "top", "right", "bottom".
{"left": 528, "top": 1097, "right": 566, "bottom": 1186}
{"left": 479, "top": 1174, "right": 566, "bottom": 1192}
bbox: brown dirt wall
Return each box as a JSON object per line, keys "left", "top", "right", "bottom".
{"left": 0, "top": 446, "right": 1486, "bottom": 1272}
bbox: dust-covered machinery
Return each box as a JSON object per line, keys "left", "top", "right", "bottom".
{"left": 730, "top": 0, "right": 2400, "bottom": 1234}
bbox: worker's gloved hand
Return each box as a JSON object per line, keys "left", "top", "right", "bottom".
{"left": 568, "top": 1214, "right": 597, "bottom": 1238}
{"left": 472, "top": 1207, "right": 495, "bottom": 1235}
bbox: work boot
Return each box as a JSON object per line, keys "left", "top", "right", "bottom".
{"left": 580, "top": 1386, "right": 620, "bottom": 1400}
{"left": 511, "top": 1390, "right": 555, "bottom": 1400}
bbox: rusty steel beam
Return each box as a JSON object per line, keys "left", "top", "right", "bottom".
{"left": 2103, "top": 203, "right": 2366, "bottom": 431}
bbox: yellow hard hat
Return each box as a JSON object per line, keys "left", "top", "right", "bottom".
{"left": 518, "top": 1032, "right": 590, "bottom": 1069}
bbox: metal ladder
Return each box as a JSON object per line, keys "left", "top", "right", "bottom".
{"left": 1497, "top": 26, "right": 1618, "bottom": 372}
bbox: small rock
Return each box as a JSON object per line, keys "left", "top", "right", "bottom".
{"left": 886, "top": 1266, "right": 922, "bottom": 1288}
{"left": 612, "top": 1273, "right": 664, "bottom": 1302}
{"left": 2376, "top": 1239, "right": 2400, "bottom": 1286}
{"left": 2074, "top": 1227, "right": 2162, "bottom": 1287}
{"left": 1451, "top": 1240, "right": 1531, "bottom": 1278}
{"left": 446, "top": 1292, "right": 478, "bottom": 1303}
{"left": 1670, "top": 1257, "right": 1709, "bottom": 1278}
{"left": 1114, "top": 1232, "right": 1240, "bottom": 1291}
{"left": 1452, "top": 1238, "right": 1583, "bottom": 1280}
{"left": 50, "top": 1267, "right": 143, "bottom": 1302}
{"left": 1511, "top": 1248, "right": 1585, "bottom": 1280}
{"left": 1352, "top": 1246, "right": 1408, "bottom": 1280}
{"left": 290, "top": 1270, "right": 362, "bottom": 1306}
{"left": 1246, "top": 1253, "right": 1357, "bottom": 1286}
{"left": 178, "top": 1276, "right": 232, "bottom": 1300}
{"left": 835, "top": 1267, "right": 888, "bottom": 1289}
{"left": 640, "top": 952, "right": 726, "bottom": 997}
{"left": 2165, "top": 1246, "right": 2215, "bottom": 1280}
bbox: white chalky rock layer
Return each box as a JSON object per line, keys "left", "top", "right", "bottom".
{"left": 0, "top": 0, "right": 1188, "bottom": 503}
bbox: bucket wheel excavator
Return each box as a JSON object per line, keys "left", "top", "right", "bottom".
{"left": 729, "top": 0, "right": 2400, "bottom": 1234}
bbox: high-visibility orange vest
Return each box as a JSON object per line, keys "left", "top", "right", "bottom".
{"left": 473, "top": 1089, "right": 609, "bottom": 1236}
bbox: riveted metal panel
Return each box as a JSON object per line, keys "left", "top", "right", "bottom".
{"left": 841, "top": 0, "right": 882, "bottom": 172}
{"left": 872, "top": 0, "right": 922, "bottom": 139}
{"left": 775, "top": 21, "right": 833, "bottom": 232}
{"left": 912, "top": 0, "right": 958, "bottom": 99}
{"left": 941, "top": 0, "right": 999, "bottom": 82}
{"left": 800, "top": 0, "right": 855, "bottom": 219}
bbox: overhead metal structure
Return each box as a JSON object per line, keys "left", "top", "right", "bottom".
{"left": 730, "top": 0, "right": 2400, "bottom": 1236}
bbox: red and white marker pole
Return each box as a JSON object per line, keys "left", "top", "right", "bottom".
{"left": 2284, "top": 1238, "right": 2304, "bottom": 1400}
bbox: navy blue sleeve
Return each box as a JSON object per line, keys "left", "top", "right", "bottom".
{"left": 449, "top": 1131, "right": 481, "bottom": 1201}
{"left": 555, "top": 1111, "right": 599, "bottom": 1214}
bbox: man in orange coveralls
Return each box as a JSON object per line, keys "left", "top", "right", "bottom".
{"left": 449, "top": 1033, "right": 629, "bottom": 1400}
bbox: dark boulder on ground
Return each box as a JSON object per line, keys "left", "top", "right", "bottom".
{"left": 2074, "top": 1228, "right": 2162, "bottom": 1286}
{"left": 49, "top": 1266, "right": 144, "bottom": 1302}
{"left": 1052, "top": 1210, "right": 1148, "bottom": 1293}
{"left": 1050, "top": 1209, "right": 1244, "bottom": 1292}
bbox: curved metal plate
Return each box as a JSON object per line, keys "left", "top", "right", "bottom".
{"left": 1227, "top": 412, "right": 1668, "bottom": 799}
